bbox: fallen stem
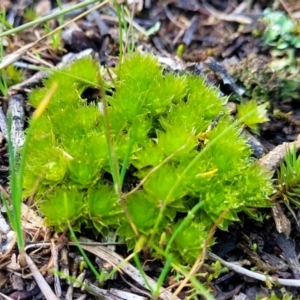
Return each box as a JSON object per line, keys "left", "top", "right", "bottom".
{"left": 0, "top": 0, "right": 99, "bottom": 38}
{"left": 25, "top": 253, "right": 57, "bottom": 300}
{"left": 207, "top": 251, "right": 300, "bottom": 287}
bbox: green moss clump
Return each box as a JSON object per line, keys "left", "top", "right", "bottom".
{"left": 24, "top": 52, "right": 273, "bottom": 264}
{"left": 4, "top": 65, "right": 25, "bottom": 87}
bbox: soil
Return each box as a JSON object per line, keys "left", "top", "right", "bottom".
{"left": 1, "top": 0, "right": 300, "bottom": 299}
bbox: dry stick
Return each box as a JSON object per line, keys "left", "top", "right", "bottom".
{"left": 25, "top": 253, "right": 57, "bottom": 300}
{"left": 119, "top": 273, "right": 152, "bottom": 298}
{"left": 85, "top": 281, "right": 147, "bottom": 300}
{"left": 0, "top": 0, "right": 99, "bottom": 38}
{"left": 207, "top": 252, "right": 300, "bottom": 287}
{"left": 75, "top": 295, "right": 87, "bottom": 300}
{"left": 88, "top": 8, "right": 110, "bottom": 36}
{"left": 0, "top": 292, "right": 14, "bottom": 300}
{"left": 9, "top": 48, "right": 94, "bottom": 95}
{"left": 163, "top": 5, "right": 189, "bottom": 30}
{"left": 52, "top": 240, "right": 62, "bottom": 298}
{"left": 0, "top": 108, "right": 7, "bottom": 138}
{"left": 76, "top": 244, "right": 180, "bottom": 300}
{"left": 202, "top": 2, "right": 252, "bottom": 24}
{"left": 0, "top": 0, "right": 110, "bottom": 69}
{"left": 9, "top": 94, "right": 25, "bottom": 155}
{"left": 169, "top": 210, "right": 229, "bottom": 300}
{"left": 259, "top": 134, "right": 300, "bottom": 172}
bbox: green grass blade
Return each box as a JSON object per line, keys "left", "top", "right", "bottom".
{"left": 0, "top": 10, "right": 8, "bottom": 96}
{"left": 98, "top": 78, "right": 121, "bottom": 194}
{"left": 151, "top": 244, "right": 215, "bottom": 300}
{"left": 165, "top": 201, "right": 204, "bottom": 253}
{"left": 114, "top": 0, "right": 124, "bottom": 64}
{"left": 119, "top": 124, "right": 138, "bottom": 186}
{"left": 5, "top": 82, "right": 57, "bottom": 251}
{"left": 68, "top": 222, "right": 104, "bottom": 282}
{"left": 133, "top": 253, "right": 154, "bottom": 294}
{"left": 154, "top": 254, "right": 173, "bottom": 297}
{"left": 0, "top": 0, "right": 100, "bottom": 38}
{"left": 6, "top": 112, "right": 24, "bottom": 250}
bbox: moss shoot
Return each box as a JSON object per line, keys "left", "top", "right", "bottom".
{"left": 23, "top": 52, "right": 273, "bottom": 264}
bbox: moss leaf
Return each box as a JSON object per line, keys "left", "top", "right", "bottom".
{"left": 237, "top": 99, "right": 269, "bottom": 132}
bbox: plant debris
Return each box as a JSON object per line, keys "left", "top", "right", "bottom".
{"left": 1, "top": 0, "right": 300, "bottom": 299}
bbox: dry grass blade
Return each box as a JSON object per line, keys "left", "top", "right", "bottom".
{"left": 0, "top": 0, "right": 109, "bottom": 70}
{"left": 85, "top": 281, "right": 148, "bottom": 300}
{"left": 0, "top": 292, "right": 14, "bottom": 300}
{"left": 208, "top": 251, "right": 300, "bottom": 287}
{"left": 203, "top": 2, "right": 252, "bottom": 24}
{"left": 25, "top": 253, "right": 57, "bottom": 300}
{"left": 170, "top": 210, "right": 228, "bottom": 300}
{"left": 0, "top": 43, "right": 36, "bottom": 70}
{"left": 74, "top": 244, "right": 180, "bottom": 300}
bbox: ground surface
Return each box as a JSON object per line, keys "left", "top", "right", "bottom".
{"left": 1, "top": 0, "right": 300, "bottom": 299}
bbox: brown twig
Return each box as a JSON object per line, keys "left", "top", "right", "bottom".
{"left": 25, "top": 253, "right": 57, "bottom": 300}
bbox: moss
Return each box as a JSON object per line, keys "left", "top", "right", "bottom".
{"left": 23, "top": 52, "right": 273, "bottom": 265}
{"left": 229, "top": 52, "right": 300, "bottom": 104}
{"left": 5, "top": 65, "right": 25, "bottom": 87}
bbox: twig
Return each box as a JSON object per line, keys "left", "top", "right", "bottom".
{"left": 85, "top": 281, "right": 147, "bottom": 300}
{"left": 25, "top": 253, "right": 57, "bottom": 300}
{"left": 98, "top": 14, "right": 147, "bottom": 36}
{"left": 8, "top": 48, "right": 94, "bottom": 94}
{"left": 52, "top": 241, "right": 62, "bottom": 298}
{"left": 0, "top": 292, "right": 14, "bottom": 300}
{"left": 73, "top": 244, "right": 180, "bottom": 300}
{"left": 203, "top": 2, "right": 252, "bottom": 24}
{"left": 8, "top": 94, "right": 25, "bottom": 156}
{"left": 88, "top": 9, "right": 110, "bottom": 36}
{"left": 207, "top": 251, "right": 300, "bottom": 287}
{"left": 0, "top": 0, "right": 100, "bottom": 38}
{"left": 75, "top": 295, "right": 87, "bottom": 300}
{"left": 119, "top": 273, "right": 152, "bottom": 297}
{"left": 0, "top": 0, "right": 110, "bottom": 69}
{"left": 259, "top": 134, "right": 300, "bottom": 172}
{"left": 164, "top": 5, "right": 189, "bottom": 30}
{"left": 0, "top": 108, "right": 7, "bottom": 139}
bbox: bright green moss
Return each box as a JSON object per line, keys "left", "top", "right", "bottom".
{"left": 5, "top": 65, "right": 25, "bottom": 87}
{"left": 169, "top": 221, "right": 212, "bottom": 264}
{"left": 23, "top": 52, "right": 273, "bottom": 265}
{"left": 86, "top": 183, "right": 122, "bottom": 235}
{"left": 38, "top": 187, "right": 85, "bottom": 231}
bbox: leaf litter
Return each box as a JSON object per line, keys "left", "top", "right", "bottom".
{"left": 1, "top": 0, "right": 300, "bottom": 299}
